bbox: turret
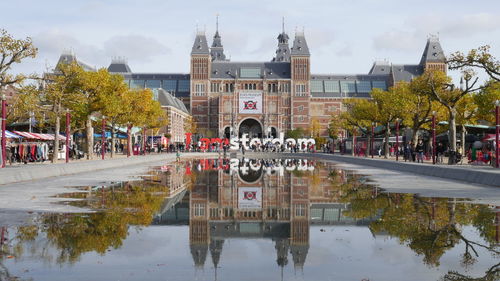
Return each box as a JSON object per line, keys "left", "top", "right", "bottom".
{"left": 273, "top": 18, "right": 291, "bottom": 62}
{"left": 210, "top": 15, "right": 227, "bottom": 61}
{"left": 419, "top": 35, "right": 446, "bottom": 73}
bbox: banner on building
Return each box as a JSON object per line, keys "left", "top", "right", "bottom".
{"left": 239, "top": 92, "right": 262, "bottom": 114}
{"left": 238, "top": 187, "right": 262, "bottom": 209}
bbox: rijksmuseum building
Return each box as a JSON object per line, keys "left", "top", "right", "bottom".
{"left": 94, "top": 24, "right": 446, "bottom": 138}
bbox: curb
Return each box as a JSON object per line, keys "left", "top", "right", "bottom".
{"left": 240, "top": 152, "right": 500, "bottom": 187}
{"left": 0, "top": 153, "right": 218, "bottom": 186}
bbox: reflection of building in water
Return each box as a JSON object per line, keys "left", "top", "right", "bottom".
{"left": 153, "top": 159, "right": 378, "bottom": 270}
{"left": 149, "top": 163, "right": 192, "bottom": 225}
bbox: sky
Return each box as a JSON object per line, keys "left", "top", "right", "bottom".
{"left": 4, "top": 0, "right": 500, "bottom": 82}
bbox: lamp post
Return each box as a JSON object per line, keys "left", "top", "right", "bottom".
{"left": 352, "top": 127, "right": 356, "bottom": 156}
{"left": 142, "top": 127, "right": 146, "bottom": 155}
{"left": 101, "top": 116, "right": 106, "bottom": 160}
{"left": 1, "top": 94, "right": 6, "bottom": 168}
{"left": 432, "top": 111, "right": 436, "bottom": 165}
{"left": 65, "top": 109, "right": 70, "bottom": 163}
{"left": 371, "top": 122, "right": 375, "bottom": 158}
{"left": 496, "top": 100, "right": 500, "bottom": 168}
{"left": 127, "top": 123, "right": 131, "bottom": 158}
{"left": 395, "top": 119, "right": 400, "bottom": 161}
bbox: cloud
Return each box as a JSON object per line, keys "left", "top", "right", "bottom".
{"left": 373, "top": 12, "right": 500, "bottom": 52}
{"left": 373, "top": 30, "right": 421, "bottom": 52}
{"left": 103, "top": 35, "right": 170, "bottom": 62}
{"left": 336, "top": 44, "right": 353, "bottom": 56}
{"left": 31, "top": 30, "right": 170, "bottom": 68}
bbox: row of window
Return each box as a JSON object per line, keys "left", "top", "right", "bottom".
{"left": 310, "top": 80, "right": 387, "bottom": 93}
{"left": 126, "top": 79, "right": 190, "bottom": 92}
{"left": 209, "top": 82, "right": 290, "bottom": 93}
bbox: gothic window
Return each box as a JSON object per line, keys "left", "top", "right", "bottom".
{"left": 295, "top": 84, "right": 307, "bottom": 96}
{"left": 194, "top": 83, "right": 205, "bottom": 96}
{"left": 268, "top": 83, "right": 278, "bottom": 93}
{"left": 194, "top": 203, "right": 205, "bottom": 217}
{"left": 211, "top": 83, "right": 219, "bottom": 93}
{"left": 223, "top": 101, "right": 231, "bottom": 113}
{"left": 269, "top": 102, "right": 277, "bottom": 113}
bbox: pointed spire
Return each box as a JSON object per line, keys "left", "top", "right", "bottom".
{"left": 211, "top": 14, "right": 226, "bottom": 61}
{"left": 419, "top": 34, "right": 445, "bottom": 65}
{"left": 273, "top": 17, "right": 291, "bottom": 62}
{"left": 216, "top": 13, "right": 219, "bottom": 33}
{"left": 191, "top": 27, "right": 209, "bottom": 55}
{"left": 291, "top": 29, "right": 310, "bottom": 56}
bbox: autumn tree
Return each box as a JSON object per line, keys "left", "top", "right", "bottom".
{"left": 422, "top": 70, "right": 482, "bottom": 164}
{"left": 96, "top": 74, "right": 130, "bottom": 157}
{"left": 448, "top": 45, "right": 500, "bottom": 82}
{"left": 455, "top": 93, "right": 478, "bottom": 152}
{"left": 0, "top": 29, "right": 38, "bottom": 88}
{"left": 340, "top": 98, "right": 378, "bottom": 156}
{"left": 474, "top": 80, "right": 500, "bottom": 124}
{"left": 371, "top": 87, "right": 406, "bottom": 158}
{"left": 44, "top": 62, "right": 85, "bottom": 163}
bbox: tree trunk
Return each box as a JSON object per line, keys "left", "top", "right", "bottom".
{"left": 448, "top": 108, "right": 457, "bottom": 165}
{"left": 461, "top": 124, "right": 466, "bottom": 153}
{"left": 384, "top": 122, "right": 391, "bottom": 159}
{"left": 86, "top": 116, "right": 93, "bottom": 160}
{"left": 351, "top": 134, "right": 356, "bottom": 156}
{"left": 411, "top": 127, "right": 419, "bottom": 149}
{"left": 52, "top": 108, "right": 60, "bottom": 163}
{"left": 366, "top": 134, "right": 371, "bottom": 158}
{"left": 111, "top": 123, "right": 116, "bottom": 158}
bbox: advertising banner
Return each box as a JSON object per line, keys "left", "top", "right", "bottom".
{"left": 238, "top": 187, "right": 262, "bottom": 209}
{"left": 239, "top": 92, "right": 262, "bottom": 114}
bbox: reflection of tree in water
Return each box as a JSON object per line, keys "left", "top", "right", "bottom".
{"left": 6, "top": 183, "right": 168, "bottom": 265}
{"left": 330, "top": 173, "right": 499, "bottom": 280}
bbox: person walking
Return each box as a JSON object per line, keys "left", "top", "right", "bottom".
{"left": 415, "top": 139, "right": 425, "bottom": 163}
{"left": 436, "top": 142, "right": 445, "bottom": 164}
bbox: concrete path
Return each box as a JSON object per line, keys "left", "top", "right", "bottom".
{"left": 0, "top": 152, "right": 216, "bottom": 186}
{"left": 244, "top": 152, "right": 500, "bottom": 187}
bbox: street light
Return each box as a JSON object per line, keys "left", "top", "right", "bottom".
{"left": 127, "top": 123, "right": 131, "bottom": 158}
{"left": 1, "top": 94, "right": 6, "bottom": 168}
{"left": 65, "top": 109, "right": 70, "bottom": 163}
{"left": 371, "top": 122, "right": 375, "bottom": 159}
{"left": 352, "top": 126, "right": 356, "bottom": 156}
{"left": 395, "top": 118, "right": 400, "bottom": 161}
{"left": 102, "top": 116, "right": 106, "bottom": 160}
{"left": 432, "top": 111, "right": 436, "bottom": 165}
{"left": 495, "top": 100, "right": 500, "bottom": 168}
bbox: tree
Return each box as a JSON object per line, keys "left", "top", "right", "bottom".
{"left": 96, "top": 74, "right": 130, "bottom": 157}
{"left": 0, "top": 29, "right": 38, "bottom": 88}
{"left": 474, "top": 80, "right": 500, "bottom": 124}
{"left": 6, "top": 83, "right": 44, "bottom": 125}
{"left": 448, "top": 45, "right": 500, "bottom": 82}
{"left": 371, "top": 87, "right": 405, "bottom": 158}
{"left": 422, "top": 70, "right": 482, "bottom": 164}
{"left": 310, "top": 117, "right": 321, "bottom": 138}
{"left": 44, "top": 62, "right": 85, "bottom": 163}
{"left": 184, "top": 116, "right": 198, "bottom": 135}
{"left": 455, "top": 93, "right": 478, "bottom": 152}
{"left": 340, "top": 98, "right": 378, "bottom": 156}
{"left": 399, "top": 79, "right": 445, "bottom": 147}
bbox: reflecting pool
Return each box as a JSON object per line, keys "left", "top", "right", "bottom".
{"left": 0, "top": 158, "right": 498, "bottom": 281}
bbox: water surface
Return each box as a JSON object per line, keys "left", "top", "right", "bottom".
{"left": 0, "top": 158, "right": 498, "bottom": 281}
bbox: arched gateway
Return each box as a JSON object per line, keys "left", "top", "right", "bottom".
{"left": 238, "top": 118, "right": 262, "bottom": 138}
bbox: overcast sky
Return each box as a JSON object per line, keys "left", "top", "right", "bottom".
{"left": 5, "top": 0, "right": 500, "bottom": 81}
